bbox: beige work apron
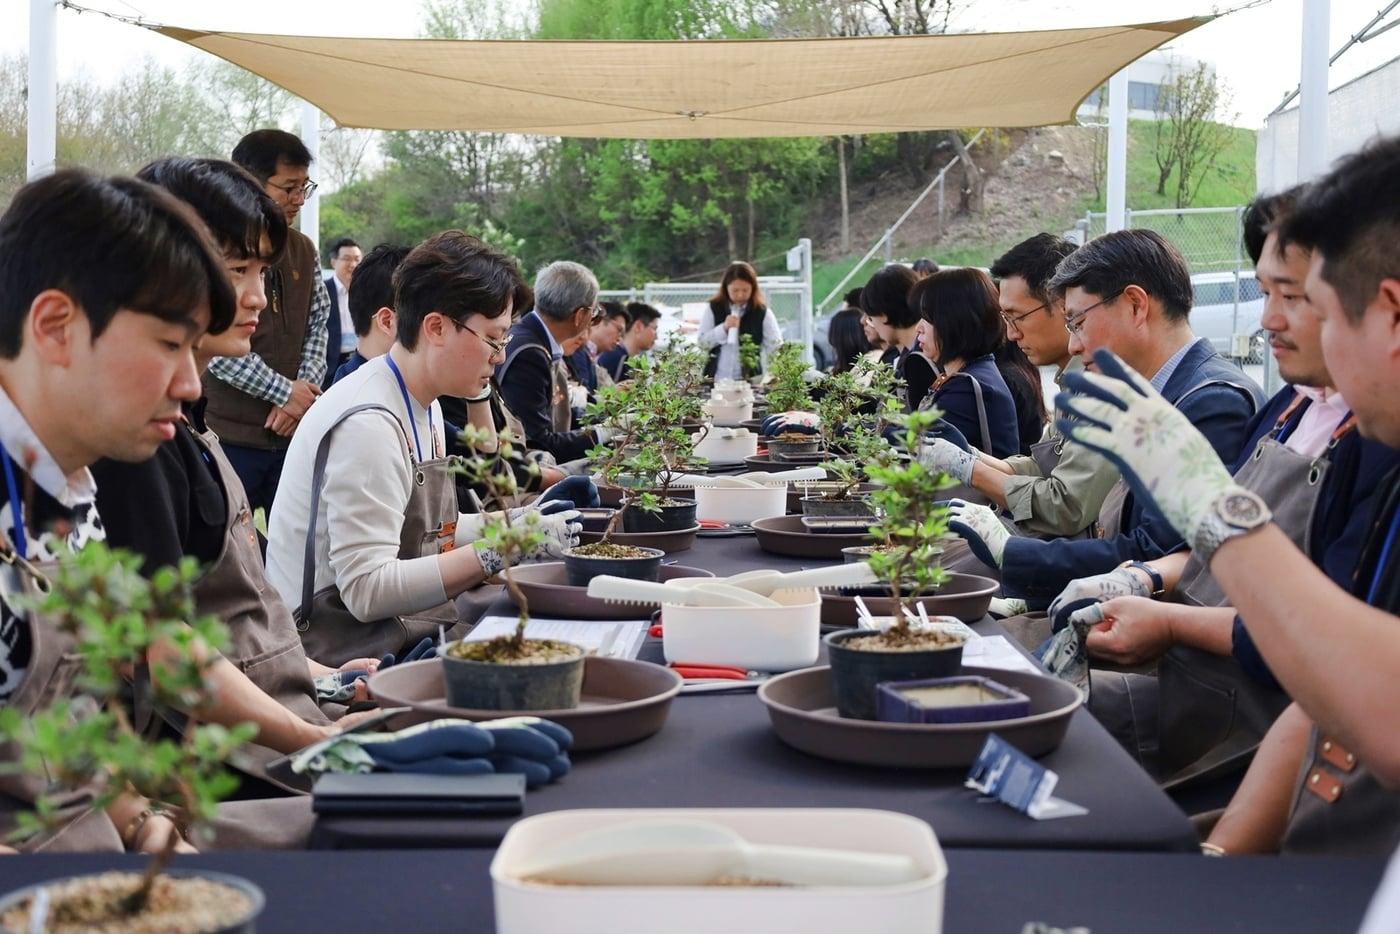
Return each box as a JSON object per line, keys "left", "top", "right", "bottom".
{"left": 294, "top": 404, "right": 465, "bottom": 668}
{"left": 0, "top": 549, "right": 124, "bottom": 852}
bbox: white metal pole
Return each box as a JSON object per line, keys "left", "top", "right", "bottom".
{"left": 300, "top": 101, "right": 321, "bottom": 251}
{"left": 798, "top": 237, "right": 814, "bottom": 364}
{"left": 1297, "top": 0, "right": 1331, "bottom": 181}
{"left": 1106, "top": 69, "right": 1129, "bottom": 232}
{"left": 26, "top": 0, "right": 58, "bottom": 181}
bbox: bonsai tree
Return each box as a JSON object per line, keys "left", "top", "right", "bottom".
{"left": 764, "top": 341, "right": 815, "bottom": 415}
{"left": 737, "top": 333, "right": 762, "bottom": 379}
{"left": 862, "top": 408, "right": 957, "bottom": 638}
{"left": 811, "top": 360, "right": 903, "bottom": 500}
{"left": 0, "top": 544, "right": 255, "bottom": 920}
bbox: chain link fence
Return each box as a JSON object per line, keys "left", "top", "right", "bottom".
{"left": 1079, "top": 206, "right": 1246, "bottom": 275}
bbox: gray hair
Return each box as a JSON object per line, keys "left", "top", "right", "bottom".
{"left": 533, "top": 260, "right": 599, "bottom": 322}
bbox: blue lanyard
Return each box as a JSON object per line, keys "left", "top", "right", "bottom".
{"left": 1367, "top": 502, "right": 1400, "bottom": 604}
{"left": 0, "top": 443, "right": 25, "bottom": 560}
{"left": 384, "top": 354, "right": 430, "bottom": 462}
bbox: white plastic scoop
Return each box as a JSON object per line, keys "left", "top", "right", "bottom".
{"left": 515, "top": 819, "right": 921, "bottom": 888}
{"left": 739, "top": 467, "right": 827, "bottom": 483}
{"left": 587, "top": 576, "right": 779, "bottom": 607}
{"left": 716, "top": 562, "right": 876, "bottom": 597}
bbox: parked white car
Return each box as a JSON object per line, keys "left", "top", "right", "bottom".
{"left": 1189, "top": 271, "right": 1266, "bottom": 362}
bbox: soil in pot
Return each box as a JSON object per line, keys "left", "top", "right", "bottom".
{"left": 0, "top": 871, "right": 259, "bottom": 934}
{"left": 621, "top": 498, "right": 698, "bottom": 534}
{"left": 562, "top": 543, "right": 664, "bottom": 587}
{"left": 442, "top": 638, "right": 585, "bottom": 710}
{"left": 841, "top": 544, "right": 897, "bottom": 563}
{"left": 824, "top": 627, "right": 966, "bottom": 720}
{"left": 800, "top": 495, "right": 875, "bottom": 519}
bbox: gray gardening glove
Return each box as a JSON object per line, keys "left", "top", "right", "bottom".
{"left": 918, "top": 437, "right": 979, "bottom": 484}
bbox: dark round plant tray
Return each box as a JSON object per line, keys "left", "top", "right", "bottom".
{"left": 758, "top": 664, "right": 1082, "bottom": 768}
{"left": 502, "top": 561, "right": 714, "bottom": 619}
{"left": 369, "top": 656, "right": 684, "bottom": 752}
{"left": 819, "top": 572, "right": 999, "bottom": 627}
{"left": 750, "top": 515, "right": 874, "bottom": 559}
{"left": 576, "top": 524, "right": 699, "bottom": 553}
{"left": 743, "top": 454, "right": 837, "bottom": 475}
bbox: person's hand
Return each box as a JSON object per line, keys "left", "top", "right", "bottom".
{"left": 724, "top": 313, "right": 741, "bottom": 331}
{"left": 538, "top": 475, "right": 601, "bottom": 509}
{"left": 918, "top": 437, "right": 978, "bottom": 484}
{"left": 761, "top": 411, "right": 821, "bottom": 437}
{"left": 540, "top": 465, "right": 568, "bottom": 487}
{"left": 1077, "top": 596, "right": 1177, "bottom": 666}
{"left": 475, "top": 509, "right": 582, "bottom": 575}
{"left": 282, "top": 378, "right": 322, "bottom": 419}
{"left": 944, "top": 499, "right": 1009, "bottom": 568}
{"left": 1047, "top": 566, "right": 1152, "bottom": 632}
{"left": 265, "top": 406, "right": 298, "bottom": 437}
{"left": 134, "top": 815, "right": 197, "bottom": 855}
{"left": 1056, "top": 349, "right": 1239, "bottom": 545}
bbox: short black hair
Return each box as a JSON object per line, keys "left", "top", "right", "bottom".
{"left": 1047, "top": 229, "right": 1193, "bottom": 322}
{"left": 329, "top": 237, "right": 360, "bottom": 261}
{"left": 625, "top": 302, "right": 661, "bottom": 328}
{"left": 861, "top": 263, "right": 921, "bottom": 328}
{"left": 909, "top": 267, "right": 1004, "bottom": 365}
{"left": 0, "top": 169, "right": 236, "bottom": 357}
{"left": 137, "top": 157, "right": 287, "bottom": 265}
{"left": 600, "top": 300, "right": 630, "bottom": 325}
{"left": 231, "top": 129, "right": 313, "bottom": 181}
{"left": 1282, "top": 134, "right": 1400, "bottom": 322}
{"left": 842, "top": 287, "right": 863, "bottom": 310}
{"left": 393, "top": 230, "right": 524, "bottom": 351}
{"left": 990, "top": 233, "right": 1078, "bottom": 304}
{"left": 349, "top": 244, "right": 410, "bottom": 337}
{"left": 912, "top": 258, "right": 939, "bottom": 276}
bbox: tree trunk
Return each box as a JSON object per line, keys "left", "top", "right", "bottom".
{"left": 837, "top": 136, "right": 850, "bottom": 252}
{"left": 746, "top": 195, "right": 755, "bottom": 260}
{"left": 949, "top": 131, "right": 983, "bottom": 215}
{"left": 726, "top": 213, "right": 738, "bottom": 259}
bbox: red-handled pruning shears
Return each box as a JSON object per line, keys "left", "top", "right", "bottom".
{"left": 669, "top": 662, "right": 761, "bottom": 681}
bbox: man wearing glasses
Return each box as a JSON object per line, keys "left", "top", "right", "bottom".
{"left": 943, "top": 229, "right": 1264, "bottom": 624}
{"left": 921, "top": 234, "right": 1121, "bottom": 553}
{"left": 496, "top": 261, "right": 617, "bottom": 464}
{"left": 204, "top": 129, "right": 332, "bottom": 515}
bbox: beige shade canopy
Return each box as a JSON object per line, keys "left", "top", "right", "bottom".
{"left": 156, "top": 18, "right": 1210, "bottom": 138}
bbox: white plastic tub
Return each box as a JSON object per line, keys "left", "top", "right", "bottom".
{"left": 693, "top": 428, "right": 759, "bottom": 464}
{"left": 491, "top": 808, "right": 947, "bottom": 934}
{"left": 703, "top": 398, "right": 753, "bottom": 427}
{"left": 693, "top": 484, "right": 786, "bottom": 524}
{"left": 662, "top": 587, "right": 820, "bottom": 672}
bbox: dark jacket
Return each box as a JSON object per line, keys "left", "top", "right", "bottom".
{"left": 495, "top": 313, "right": 597, "bottom": 462}
{"left": 1002, "top": 339, "right": 1265, "bottom": 602}
{"left": 331, "top": 349, "right": 370, "bottom": 386}
{"left": 1230, "top": 391, "right": 1400, "bottom": 687}
{"left": 597, "top": 345, "right": 630, "bottom": 383}
{"left": 703, "top": 298, "right": 768, "bottom": 379}
{"left": 925, "top": 355, "right": 1021, "bottom": 459}
{"left": 567, "top": 346, "right": 598, "bottom": 396}
{"left": 902, "top": 352, "right": 937, "bottom": 415}
{"left": 323, "top": 275, "right": 343, "bottom": 390}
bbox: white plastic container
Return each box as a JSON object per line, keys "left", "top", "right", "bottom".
{"left": 693, "top": 483, "right": 786, "bottom": 524}
{"left": 661, "top": 587, "right": 820, "bottom": 671}
{"left": 712, "top": 381, "right": 754, "bottom": 404}
{"left": 703, "top": 398, "right": 753, "bottom": 427}
{"left": 491, "top": 808, "right": 948, "bottom": 934}
{"left": 693, "top": 427, "right": 759, "bottom": 464}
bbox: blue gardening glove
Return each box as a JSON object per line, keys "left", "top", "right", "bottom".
{"left": 1046, "top": 568, "right": 1152, "bottom": 633}
{"left": 378, "top": 637, "right": 438, "bottom": 671}
{"left": 321, "top": 638, "right": 439, "bottom": 701}
{"left": 1056, "top": 349, "right": 1241, "bottom": 547}
{"left": 479, "top": 717, "right": 573, "bottom": 788}
{"left": 761, "top": 411, "right": 821, "bottom": 437}
{"left": 291, "top": 719, "right": 497, "bottom": 777}
{"left": 539, "top": 475, "right": 601, "bottom": 510}
{"left": 925, "top": 419, "right": 971, "bottom": 452}
{"left": 944, "top": 498, "right": 1010, "bottom": 568}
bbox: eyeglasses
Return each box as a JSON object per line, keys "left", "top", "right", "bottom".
{"left": 267, "top": 179, "right": 319, "bottom": 201}
{"left": 452, "top": 318, "right": 511, "bottom": 360}
{"left": 579, "top": 304, "right": 605, "bottom": 323}
{"left": 1064, "top": 291, "right": 1123, "bottom": 336}
{"left": 1000, "top": 302, "right": 1049, "bottom": 329}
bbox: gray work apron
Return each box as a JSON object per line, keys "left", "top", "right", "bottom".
{"left": 0, "top": 549, "right": 124, "bottom": 852}
{"left": 294, "top": 404, "right": 465, "bottom": 667}
{"left": 1094, "top": 398, "right": 1350, "bottom": 784}
{"left": 1283, "top": 729, "right": 1400, "bottom": 856}
{"left": 550, "top": 357, "right": 574, "bottom": 432}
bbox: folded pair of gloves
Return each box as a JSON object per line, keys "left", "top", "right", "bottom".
{"left": 292, "top": 717, "right": 574, "bottom": 788}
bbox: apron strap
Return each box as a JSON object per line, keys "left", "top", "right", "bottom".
{"left": 298, "top": 403, "right": 410, "bottom": 624}
{"left": 929, "top": 371, "right": 993, "bottom": 453}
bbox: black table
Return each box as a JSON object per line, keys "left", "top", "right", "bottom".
{"left": 3, "top": 849, "right": 1384, "bottom": 933}
{"left": 316, "top": 536, "right": 1196, "bottom": 851}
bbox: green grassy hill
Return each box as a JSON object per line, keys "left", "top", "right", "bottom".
{"left": 1083, "top": 120, "right": 1257, "bottom": 213}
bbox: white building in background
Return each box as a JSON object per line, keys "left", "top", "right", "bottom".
{"left": 1257, "top": 53, "right": 1400, "bottom": 193}
{"left": 1077, "top": 49, "right": 1214, "bottom": 122}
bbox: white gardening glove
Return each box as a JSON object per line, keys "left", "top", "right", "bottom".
{"left": 988, "top": 597, "right": 1028, "bottom": 618}
{"left": 1055, "top": 349, "right": 1241, "bottom": 545}
{"left": 945, "top": 499, "right": 1010, "bottom": 568}
{"left": 1046, "top": 567, "right": 1151, "bottom": 632}
{"left": 475, "top": 509, "right": 581, "bottom": 576}
{"left": 593, "top": 424, "right": 617, "bottom": 445}
{"left": 568, "top": 384, "right": 589, "bottom": 409}
{"left": 918, "top": 437, "right": 979, "bottom": 484}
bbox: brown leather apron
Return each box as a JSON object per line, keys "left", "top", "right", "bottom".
{"left": 0, "top": 549, "right": 124, "bottom": 852}
{"left": 294, "top": 404, "right": 465, "bottom": 667}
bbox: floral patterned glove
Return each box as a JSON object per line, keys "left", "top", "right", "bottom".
{"left": 1055, "top": 349, "right": 1241, "bottom": 545}
{"left": 945, "top": 499, "right": 1010, "bottom": 568}
{"left": 475, "top": 510, "right": 581, "bottom": 576}
{"left": 918, "top": 437, "right": 979, "bottom": 484}
{"left": 760, "top": 411, "right": 821, "bottom": 437}
{"left": 1047, "top": 568, "right": 1150, "bottom": 633}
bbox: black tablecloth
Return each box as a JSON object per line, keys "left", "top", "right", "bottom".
{"left": 315, "top": 536, "right": 1196, "bottom": 852}
{"left": 3, "top": 849, "right": 1384, "bottom": 933}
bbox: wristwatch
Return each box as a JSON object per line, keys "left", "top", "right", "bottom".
{"left": 1120, "top": 560, "right": 1164, "bottom": 597}
{"left": 1193, "top": 487, "right": 1272, "bottom": 564}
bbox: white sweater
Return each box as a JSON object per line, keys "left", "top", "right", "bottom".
{"left": 266, "top": 356, "right": 466, "bottom": 621}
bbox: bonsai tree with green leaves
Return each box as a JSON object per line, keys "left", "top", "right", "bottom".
{"left": 737, "top": 333, "right": 762, "bottom": 379}
{"left": 812, "top": 359, "right": 903, "bottom": 499}
{"left": 0, "top": 544, "right": 255, "bottom": 919}
{"left": 862, "top": 408, "right": 957, "bottom": 639}
{"left": 764, "top": 341, "right": 815, "bottom": 416}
